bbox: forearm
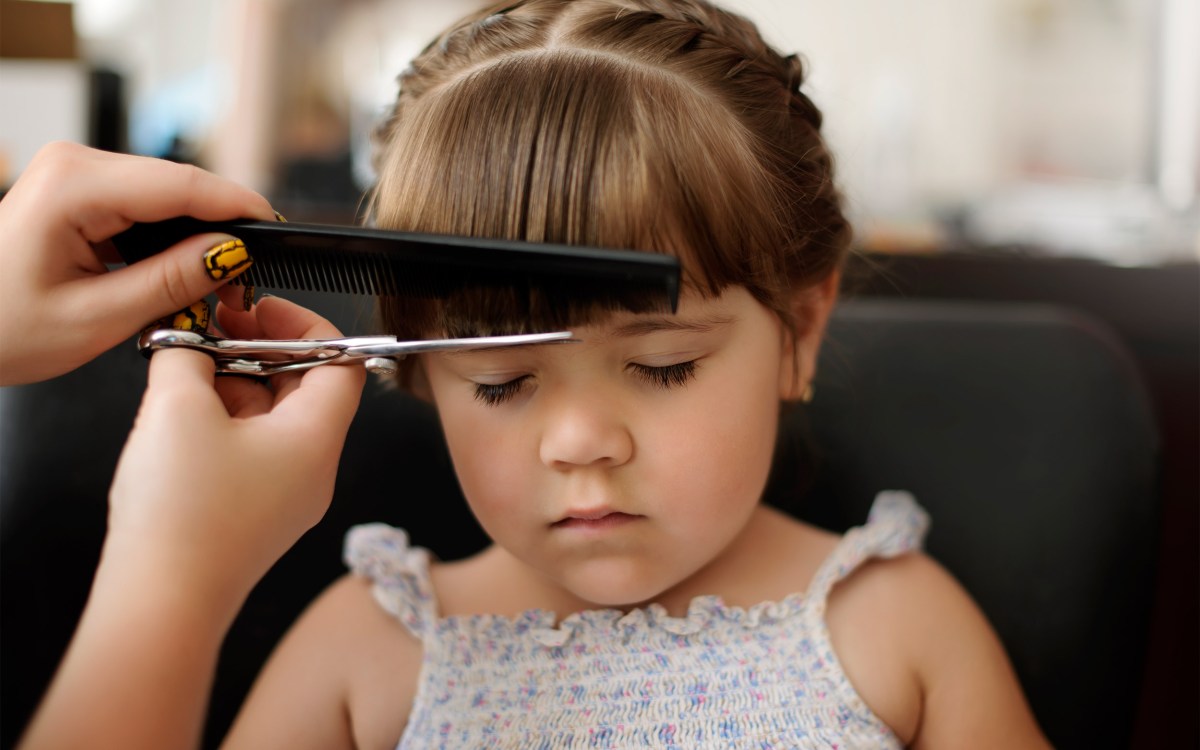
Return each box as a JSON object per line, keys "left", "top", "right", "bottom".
{"left": 17, "top": 297, "right": 361, "bottom": 749}
{"left": 19, "top": 538, "right": 244, "bottom": 750}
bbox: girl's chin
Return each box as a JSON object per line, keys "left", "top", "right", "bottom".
{"left": 555, "top": 562, "right": 687, "bottom": 613}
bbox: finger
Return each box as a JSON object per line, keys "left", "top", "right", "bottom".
{"left": 216, "top": 281, "right": 255, "bottom": 314}
{"left": 213, "top": 295, "right": 348, "bottom": 411}
{"left": 273, "top": 361, "right": 365, "bottom": 449}
{"left": 213, "top": 375, "right": 274, "bottom": 419}
{"left": 143, "top": 346, "right": 223, "bottom": 416}
{"left": 214, "top": 298, "right": 262, "bottom": 340}
{"left": 253, "top": 295, "right": 341, "bottom": 340}
{"left": 250, "top": 297, "right": 364, "bottom": 434}
{"left": 211, "top": 299, "right": 295, "bottom": 418}
{"left": 178, "top": 301, "right": 273, "bottom": 419}
{"left": 253, "top": 295, "right": 346, "bottom": 403}
{"left": 72, "top": 232, "right": 252, "bottom": 340}
{"left": 214, "top": 295, "right": 355, "bottom": 412}
{"left": 27, "top": 143, "right": 275, "bottom": 245}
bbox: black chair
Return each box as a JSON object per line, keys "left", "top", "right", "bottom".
{"left": 796, "top": 300, "right": 1159, "bottom": 748}
{"left": 0, "top": 297, "right": 1158, "bottom": 749}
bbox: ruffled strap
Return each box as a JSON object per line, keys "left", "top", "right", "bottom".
{"left": 343, "top": 524, "right": 437, "bottom": 639}
{"left": 806, "top": 491, "right": 930, "bottom": 605}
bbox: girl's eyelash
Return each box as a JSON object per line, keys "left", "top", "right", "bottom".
{"left": 474, "top": 376, "right": 530, "bottom": 406}
{"left": 473, "top": 361, "right": 698, "bottom": 406}
{"left": 631, "top": 360, "right": 698, "bottom": 389}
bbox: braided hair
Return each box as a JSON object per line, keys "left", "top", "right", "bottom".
{"left": 372, "top": 0, "right": 849, "bottom": 358}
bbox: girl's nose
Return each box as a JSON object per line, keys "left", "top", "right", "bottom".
{"left": 538, "top": 391, "right": 634, "bottom": 469}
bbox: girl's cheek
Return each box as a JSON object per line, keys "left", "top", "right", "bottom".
{"left": 450, "top": 421, "right": 529, "bottom": 502}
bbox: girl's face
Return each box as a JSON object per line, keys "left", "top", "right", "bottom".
{"left": 421, "top": 285, "right": 811, "bottom": 608}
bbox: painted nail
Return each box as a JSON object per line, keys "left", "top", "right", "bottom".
{"left": 141, "top": 316, "right": 173, "bottom": 336}
{"left": 242, "top": 284, "right": 255, "bottom": 312}
{"left": 274, "top": 211, "right": 287, "bottom": 222}
{"left": 170, "top": 300, "right": 211, "bottom": 332}
{"left": 203, "top": 238, "right": 253, "bottom": 281}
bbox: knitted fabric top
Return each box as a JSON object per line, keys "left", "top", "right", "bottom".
{"left": 344, "top": 491, "right": 928, "bottom": 749}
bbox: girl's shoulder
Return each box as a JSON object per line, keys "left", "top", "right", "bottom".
{"left": 343, "top": 524, "right": 437, "bottom": 634}
{"left": 343, "top": 522, "right": 531, "bottom": 621}
{"left": 310, "top": 575, "right": 425, "bottom": 748}
{"left": 810, "top": 493, "right": 1046, "bottom": 746}
{"left": 740, "top": 493, "right": 949, "bottom": 743}
{"left": 748, "top": 490, "right": 931, "bottom": 606}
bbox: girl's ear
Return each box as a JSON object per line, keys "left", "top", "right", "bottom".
{"left": 778, "top": 270, "right": 840, "bottom": 401}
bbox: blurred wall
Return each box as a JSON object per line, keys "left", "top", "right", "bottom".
{"left": 45, "top": 0, "right": 1193, "bottom": 260}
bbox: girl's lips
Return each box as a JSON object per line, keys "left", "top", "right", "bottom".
{"left": 552, "top": 511, "right": 640, "bottom": 531}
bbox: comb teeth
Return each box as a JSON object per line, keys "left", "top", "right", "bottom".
{"left": 110, "top": 218, "right": 680, "bottom": 312}
{"left": 232, "top": 245, "right": 452, "bottom": 297}
{"left": 236, "top": 247, "right": 401, "bottom": 296}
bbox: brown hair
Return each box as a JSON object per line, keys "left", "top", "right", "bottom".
{"left": 370, "top": 0, "right": 850, "bottom": 381}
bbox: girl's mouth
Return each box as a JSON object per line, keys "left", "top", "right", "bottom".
{"left": 552, "top": 511, "right": 641, "bottom": 532}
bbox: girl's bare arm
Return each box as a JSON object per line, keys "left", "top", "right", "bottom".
{"left": 222, "top": 575, "right": 422, "bottom": 750}
{"left": 899, "top": 556, "right": 1053, "bottom": 749}
{"left": 831, "top": 553, "right": 1052, "bottom": 749}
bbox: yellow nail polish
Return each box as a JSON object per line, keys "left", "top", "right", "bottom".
{"left": 171, "top": 300, "right": 211, "bottom": 332}
{"left": 242, "top": 284, "right": 255, "bottom": 312}
{"left": 203, "top": 239, "right": 253, "bottom": 281}
{"left": 141, "top": 316, "right": 173, "bottom": 336}
{"left": 274, "top": 211, "right": 287, "bottom": 222}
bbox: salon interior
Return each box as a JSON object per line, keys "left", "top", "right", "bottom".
{"left": 1, "top": 0, "right": 1197, "bottom": 748}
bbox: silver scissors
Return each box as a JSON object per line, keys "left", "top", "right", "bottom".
{"left": 138, "top": 329, "right": 576, "bottom": 376}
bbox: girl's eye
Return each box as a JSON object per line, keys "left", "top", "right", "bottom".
{"left": 473, "top": 376, "right": 530, "bottom": 406}
{"left": 630, "top": 360, "right": 698, "bottom": 390}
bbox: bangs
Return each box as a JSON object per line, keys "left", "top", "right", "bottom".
{"left": 371, "top": 49, "right": 789, "bottom": 339}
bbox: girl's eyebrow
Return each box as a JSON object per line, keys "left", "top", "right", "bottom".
{"left": 609, "top": 313, "right": 735, "bottom": 337}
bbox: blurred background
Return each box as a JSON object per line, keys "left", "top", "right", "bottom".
{"left": 2, "top": 0, "right": 1198, "bottom": 261}
{"left": 1, "top": 0, "right": 1196, "bottom": 747}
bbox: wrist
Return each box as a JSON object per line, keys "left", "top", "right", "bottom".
{"left": 22, "top": 532, "right": 239, "bottom": 749}
{"left": 94, "top": 530, "right": 254, "bottom": 632}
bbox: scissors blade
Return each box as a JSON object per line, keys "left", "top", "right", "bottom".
{"left": 346, "top": 331, "right": 576, "bottom": 357}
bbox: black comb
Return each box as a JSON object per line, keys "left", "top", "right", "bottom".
{"left": 111, "top": 218, "right": 680, "bottom": 313}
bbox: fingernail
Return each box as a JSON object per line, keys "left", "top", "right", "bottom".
{"left": 203, "top": 238, "right": 253, "bottom": 281}
{"left": 141, "top": 316, "right": 172, "bottom": 336}
{"left": 274, "top": 211, "right": 287, "bottom": 222}
{"left": 242, "top": 284, "right": 255, "bottom": 312}
{"left": 170, "top": 300, "right": 211, "bottom": 332}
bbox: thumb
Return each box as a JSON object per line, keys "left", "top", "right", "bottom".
{"left": 86, "top": 232, "right": 252, "bottom": 335}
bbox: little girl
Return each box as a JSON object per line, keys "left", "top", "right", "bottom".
{"left": 17, "top": 1, "right": 1049, "bottom": 748}
{"left": 221, "top": 1, "right": 1047, "bottom": 747}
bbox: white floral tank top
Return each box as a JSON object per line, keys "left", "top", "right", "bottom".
{"left": 344, "top": 491, "right": 928, "bottom": 749}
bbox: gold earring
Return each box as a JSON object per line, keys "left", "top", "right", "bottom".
{"left": 800, "top": 384, "right": 814, "bottom": 403}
